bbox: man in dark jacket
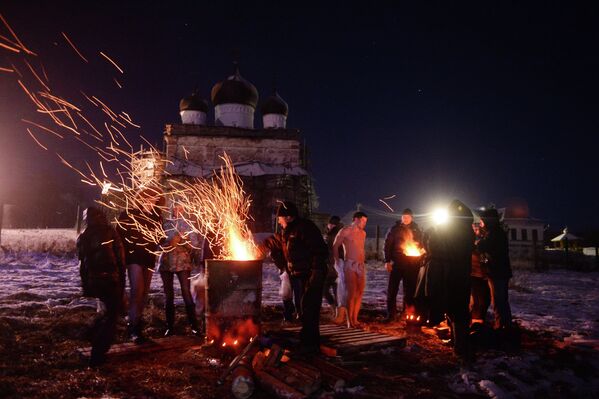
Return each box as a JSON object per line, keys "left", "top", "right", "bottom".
{"left": 477, "top": 208, "right": 512, "bottom": 330}
{"left": 383, "top": 208, "right": 423, "bottom": 322}
{"left": 77, "top": 206, "right": 125, "bottom": 366}
{"left": 426, "top": 200, "right": 475, "bottom": 361}
{"left": 262, "top": 201, "right": 328, "bottom": 354}
{"left": 117, "top": 196, "right": 162, "bottom": 343}
{"left": 324, "top": 216, "right": 343, "bottom": 319}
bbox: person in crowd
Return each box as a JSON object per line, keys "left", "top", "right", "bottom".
{"left": 159, "top": 203, "right": 202, "bottom": 337}
{"left": 324, "top": 216, "right": 343, "bottom": 319}
{"left": 261, "top": 201, "right": 328, "bottom": 355}
{"left": 77, "top": 206, "right": 125, "bottom": 366}
{"left": 117, "top": 191, "right": 162, "bottom": 343}
{"left": 470, "top": 221, "right": 490, "bottom": 325}
{"left": 425, "top": 199, "right": 476, "bottom": 362}
{"left": 477, "top": 208, "right": 513, "bottom": 331}
{"left": 383, "top": 208, "right": 423, "bottom": 322}
{"left": 332, "top": 211, "right": 368, "bottom": 328}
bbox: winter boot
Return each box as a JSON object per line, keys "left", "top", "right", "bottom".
{"left": 164, "top": 303, "right": 175, "bottom": 337}
{"left": 185, "top": 304, "right": 202, "bottom": 336}
{"left": 128, "top": 321, "right": 147, "bottom": 344}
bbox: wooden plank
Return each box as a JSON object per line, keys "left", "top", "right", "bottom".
{"left": 323, "top": 331, "right": 386, "bottom": 341}
{"left": 339, "top": 335, "right": 406, "bottom": 348}
{"left": 320, "top": 330, "right": 367, "bottom": 337}
{"left": 325, "top": 333, "right": 393, "bottom": 345}
{"left": 77, "top": 336, "right": 203, "bottom": 359}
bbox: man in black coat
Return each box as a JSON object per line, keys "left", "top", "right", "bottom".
{"left": 426, "top": 200, "right": 475, "bottom": 361}
{"left": 77, "top": 206, "right": 125, "bottom": 366}
{"left": 477, "top": 208, "right": 513, "bottom": 330}
{"left": 383, "top": 208, "right": 423, "bottom": 322}
{"left": 262, "top": 201, "right": 328, "bottom": 354}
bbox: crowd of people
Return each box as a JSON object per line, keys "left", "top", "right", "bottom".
{"left": 77, "top": 196, "right": 515, "bottom": 366}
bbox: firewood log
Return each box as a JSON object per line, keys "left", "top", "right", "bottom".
{"left": 254, "top": 369, "right": 307, "bottom": 399}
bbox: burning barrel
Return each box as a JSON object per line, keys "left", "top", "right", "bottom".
{"left": 205, "top": 259, "right": 262, "bottom": 348}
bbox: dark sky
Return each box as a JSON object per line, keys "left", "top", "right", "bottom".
{"left": 1, "top": 1, "right": 598, "bottom": 230}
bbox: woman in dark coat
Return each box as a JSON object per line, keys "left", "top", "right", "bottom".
{"left": 77, "top": 206, "right": 125, "bottom": 366}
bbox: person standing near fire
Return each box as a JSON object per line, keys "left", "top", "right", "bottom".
{"left": 77, "top": 206, "right": 126, "bottom": 367}
{"left": 261, "top": 201, "right": 328, "bottom": 355}
{"left": 426, "top": 200, "right": 476, "bottom": 362}
{"left": 383, "top": 208, "right": 423, "bottom": 323}
{"left": 470, "top": 220, "right": 490, "bottom": 326}
{"left": 477, "top": 208, "right": 513, "bottom": 332}
{"left": 158, "top": 202, "right": 202, "bottom": 337}
{"left": 332, "top": 211, "right": 368, "bottom": 328}
{"left": 117, "top": 191, "right": 162, "bottom": 344}
{"left": 324, "top": 216, "right": 343, "bottom": 319}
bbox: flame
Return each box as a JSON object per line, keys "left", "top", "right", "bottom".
{"left": 404, "top": 243, "right": 423, "bottom": 257}
{"left": 172, "top": 153, "right": 259, "bottom": 260}
{"left": 400, "top": 229, "right": 424, "bottom": 257}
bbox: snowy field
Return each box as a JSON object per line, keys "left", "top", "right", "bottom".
{"left": 1, "top": 230, "right": 598, "bottom": 398}
{"left": 0, "top": 251, "right": 597, "bottom": 341}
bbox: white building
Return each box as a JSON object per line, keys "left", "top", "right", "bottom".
{"left": 499, "top": 202, "right": 546, "bottom": 269}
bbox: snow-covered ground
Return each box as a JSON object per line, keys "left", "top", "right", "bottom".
{"left": 1, "top": 250, "right": 597, "bottom": 341}
{"left": 2, "top": 230, "right": 599, "bottom": 398}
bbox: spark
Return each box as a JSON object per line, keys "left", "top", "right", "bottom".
{"left": 0, "top": 41, "right": 20, "bottom": 53}
{"left": 182, "top": 146, "right": 190, "bottom": 160}
{"left": 61, "top": 32, "right": 88, "bottom": 63}
{"left": 26, "top": 128, "right": 48, "bottom": 151}
{"left": 379, "top": 198, "right": 394, "bottom": 212}
{"left": 172, "top": 153, "right": 259, "bottom": 260}
{"left": 0, "top": 66, "right": 14, "bottom": 73}
{"left": 101, "top": 239, "right": 114, "bottom": 245}
{"left": 113, "top": 77, "right": 122, "bottom": 88}
{"left": 0, "top": 12, "right": 37, "bottom": 55}
{"left": 21, "top": 119, "right": 65, "bottom": 139}
{"left": 99, "top": 51, "right": 124, "bottom": 74}
{"left": 23, "top": 59, "right": 50, "bottom": 92}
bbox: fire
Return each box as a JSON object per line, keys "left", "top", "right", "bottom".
{"left": 404, "top": 243, "right": 423, "bottom": 257}
{"left": 171, "top": 153, "right": 259, "bottom": 260}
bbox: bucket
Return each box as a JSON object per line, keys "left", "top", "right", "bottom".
{"left": 205, "top": 259, "right": 262, "bottom": 347}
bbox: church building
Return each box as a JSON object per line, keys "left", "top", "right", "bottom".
{"left": 161, "top": 64, "right": 316, "bottom": 233}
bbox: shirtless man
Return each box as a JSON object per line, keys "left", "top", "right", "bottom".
{"left": 332, "top": 211, "right": 368, "bottom": 328}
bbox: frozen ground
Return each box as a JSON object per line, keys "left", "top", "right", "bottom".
{"left": 1, "top": 250, "right": 596, "bottom": 341}
{"left": 1, "top": 230, "right": 598, "bottom": 398}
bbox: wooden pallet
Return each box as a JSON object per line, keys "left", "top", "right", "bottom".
{"left": 281, "top": 323, "right": 406, "bottom": 356}
{"left": 77, "top": 335, "right": 204, "bottom": 360}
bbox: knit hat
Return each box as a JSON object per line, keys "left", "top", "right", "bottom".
{"left": 401, "top": 208, "right": 414, "bottom": 216}
{"left": 276, "top": 201, "right": 299, "bottom": 217}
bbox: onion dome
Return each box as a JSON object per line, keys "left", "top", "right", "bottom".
{"left": 260, "top": 90, "right": 288, "bottom": 116}
{"left": 179, "top": 92, "right": 209, "bottom": 113}
{"left": 211, "top": 64, "right": 259, "bottom": 108}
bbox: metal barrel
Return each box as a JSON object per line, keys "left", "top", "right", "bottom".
{"left": 205, "top": 259, "right": 262, "bottom": 345}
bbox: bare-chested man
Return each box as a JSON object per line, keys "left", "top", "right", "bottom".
{"left": 332, "top": 211, "right": 368, "bottom": 328}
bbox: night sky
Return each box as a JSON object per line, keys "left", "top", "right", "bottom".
{"left": 1, "top": 1, "right": 598, "bottom": 231}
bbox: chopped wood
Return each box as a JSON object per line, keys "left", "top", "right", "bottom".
{"left": 217, "top": 335, "right": 259, "bottom": 385}
{"left": 254, "top": 369, "right": 307, "bottom": 399}
{"left": 231, "top": 361, "right": 254, "bottom": 399}
{"left": 264, "top": 362, "right": 321, "bottom": 395}
{"left": 265, "top": 344, "right": 285, "bottom": 368}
